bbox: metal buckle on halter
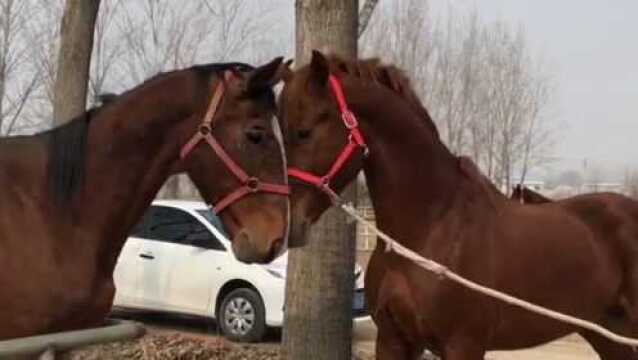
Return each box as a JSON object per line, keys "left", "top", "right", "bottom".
{"left": 199, "top": 124, "right": 212, "bottom": 135}
{"left": 320, "top": 176, "right": 331, "bottom": 188}
{"left": 361, "top": 144, "right": 370, "bottom": 157}
{"left": 348, "top": 133, "right": 370, "bottom": 157}
{"left": 342, "top": 110, "right": 358, "bottom": 129}
{"left": 246, "top": 177, "right": 260, "bottom": 193}
{"left": 319, "top": 178, "right": 340, "bottom": 205}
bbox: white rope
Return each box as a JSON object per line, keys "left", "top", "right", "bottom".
{"left": 339, "top": 202, "right": 638, "bottom": 348}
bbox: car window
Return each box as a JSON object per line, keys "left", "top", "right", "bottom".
{"left": 130, "top": 210, "right": 152, "bottom": 238}
{"left": 196, "top": 209, "right": 228, "bottom": 237}
{"left": 146, "top": 206, "right": 225, "bottom": 251}
{"left": 186, "top": 220, "right": 226, "bottom": 250}
{"left": 130, "top": 219, "right": 146, "bottom": 238}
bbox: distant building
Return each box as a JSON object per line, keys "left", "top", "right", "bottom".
{"left": 546, "top": 185, "right": 578, "bottom": 199}
{"left": 507, "top": 178, "right": 545, "bottom": 193}
{"left": 581, "top": 182, "right": 625, "bottom": 193}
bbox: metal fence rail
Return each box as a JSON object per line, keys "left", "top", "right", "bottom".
{"left": 0, "top": 319, "right": 145, "bottom": 359}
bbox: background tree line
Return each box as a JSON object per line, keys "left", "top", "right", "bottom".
{"left": 2, "top": 0, "right": 606, "bottom": 194}
{"left": 360, "top": 0, "right": 556, "bottom": 191}
{"left": 0, "top": 0, "right": 291, "bottom": 136}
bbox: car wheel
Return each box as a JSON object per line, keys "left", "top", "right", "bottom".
{"left": 218, "top": 288, "right": 266, "bottom": 342}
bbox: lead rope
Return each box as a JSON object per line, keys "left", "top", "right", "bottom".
{"left": 336, "top": 200, "right": 638, "bottom": 348}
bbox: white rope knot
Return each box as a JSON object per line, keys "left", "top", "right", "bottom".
{"left": 383, "top": 239, "right": 394, "bottom": 253}
{"left": 431, "top": 263, "right": 449, "bottom": 279}
{"left": 344, "top": 202, "right": 357, "bottom": 224}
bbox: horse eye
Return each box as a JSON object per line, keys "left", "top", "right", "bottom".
{"left": 246, "top": 125, "right": 265, "bottom": 145}
{"left": 296, "top": 129, "right": 312, "bottom": 141}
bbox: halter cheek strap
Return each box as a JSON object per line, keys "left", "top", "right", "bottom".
{"left": 287, "top": 74, "right": 368, "bottom": 202}
{"left": 180, "top": 71, "right": 290, "bottom": 214}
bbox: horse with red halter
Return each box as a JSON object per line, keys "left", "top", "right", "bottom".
{"left": 511, "top": 184, "right": 552, "bottom": 204}
{"left": 0, "top": 58, "right": 290, "bottom": 339}
{"left": 278, "top": 51, "right": 638, "bottom": 359}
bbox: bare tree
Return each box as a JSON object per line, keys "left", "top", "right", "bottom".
{"left": 2, "top": 0, "right": 287, "bottom": 138}
{"left": 23, "top": 1, "right": 63, "bottom": 124}
{"left": 88, "top": 0, "right": 124, "bottom": 105}
{"left": 0, "top": 0, "right": 41, "bottom": 136}
{"left": 52, "top": 0, "right": 101, "bottom": 124}
{"left": 116, "top": 0, "right": 280, "bottom": 86}
{"left": 360, "top": 0, "right": 432, "bottom": 81}
{"left": 585, "top": 164, "right": 604, "bottom": 192}
{"left": 358, "top": 0, "right": 380, "bottom": 38}
{"left": 625, "top": 169, "right": 638, "bottom": 198}
{"left": 114, "top": 0, "right": 284, "bottom": 198}
{"left": 363, "top": 3, "right": 555, "bottom": 189}
{"left": 116, "top": 0, "right": 208, "bottom": 86}
{"left": 283, "top": 2, "right": 359, "bottom": 359}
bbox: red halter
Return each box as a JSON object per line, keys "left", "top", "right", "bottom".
{"left": 287, "top": 74, "right": 368, "bottom": 202}
{"left": 180, "top": 71, "right": 290, "bottom": 214}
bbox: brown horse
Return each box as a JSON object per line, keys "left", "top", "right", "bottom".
{"left": 0, "top": 58, "right": 290, "bottom": 339}
{"left": 511, "top": 184, "right": 552, "bottom": 204}
{"left": 279, "top": 51, "right": 638, "bottom": 359}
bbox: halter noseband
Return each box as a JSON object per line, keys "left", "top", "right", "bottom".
{"left": 180, "top": 71, "right": 290, "bottom": 214}
{"left": 287, "top": 74, "right": 368, "bottom": 202}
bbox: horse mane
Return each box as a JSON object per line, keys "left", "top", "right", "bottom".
{"left": 44, "top": 108, "right": 101, "bottom": 206}
{"left": 325, "top": 55, "right": 440, "bottom": 138}
{"left": 44, "top": 62, "right": 255, "bottom": 206}
{"left": 457, "top": 156, "right": 506, "bottom": 206}
{"left": 512, "top": 185, "right": 552, "bottom": 204}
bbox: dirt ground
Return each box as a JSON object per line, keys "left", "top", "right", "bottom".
{"left": 353, "top": 321, "right": 599, "bottom": 360}
{"left": 62, "top": 312, "right": 599, "bottom": 359}
{"left": 487, "top": 335, "right": 598, "bottom": 360}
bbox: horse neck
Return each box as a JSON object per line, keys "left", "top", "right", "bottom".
{"left": 70, "top": 80, "right": 197, "bottom": 273}
{"left": 349, "top": 85, "right": 464, "bottom": 247}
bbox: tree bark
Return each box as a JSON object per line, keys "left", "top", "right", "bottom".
{"left": 53, "top": 0, "right": 100, "bottom": 125}
{"left": 358, "top": 0, "right": 380, "bottom": 38}
{"left": 283, "top": 1, "right": 358, "bottom": 359}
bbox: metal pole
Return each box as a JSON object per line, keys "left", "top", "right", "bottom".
{"left": 0, "top": 319, "right": 145, "bottom": 358}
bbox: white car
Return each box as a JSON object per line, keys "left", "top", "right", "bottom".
{"left": 113, "top": 200, "right": 368, "bottom": 342}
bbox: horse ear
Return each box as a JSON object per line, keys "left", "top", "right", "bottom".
{"left": 245, "top": 56, "right": 284, "bottom": 93}
{"left": 281, "top": 59, "right": 294, "bottom": 83}
{"left": 309, "top": 50, "right": 329, "bottom": 92}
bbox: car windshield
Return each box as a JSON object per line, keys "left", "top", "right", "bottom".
{"left": 196, "top": 209, "right": 228, "bottom": 237}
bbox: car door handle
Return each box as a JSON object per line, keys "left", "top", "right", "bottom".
{"left": 139, "top": 253, "right": 154, "bottom": 260}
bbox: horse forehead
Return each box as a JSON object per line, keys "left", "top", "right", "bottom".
{"left": 280, "top": 92, "right": 307, "bottom": 126}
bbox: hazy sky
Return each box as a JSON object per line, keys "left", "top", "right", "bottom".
{"left": 433, "top": 0, "right": 637, "bottom": 171}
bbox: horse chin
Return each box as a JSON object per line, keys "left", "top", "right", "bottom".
{"left": 231, "top": 229, "right": 284, "bottom": 264}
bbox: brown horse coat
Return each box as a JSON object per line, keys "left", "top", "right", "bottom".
{"left": 0, "top": 60, "right": 289, "bottom": 339}
{"left": 280, "top": 52, "right": 638, "bottom": 359}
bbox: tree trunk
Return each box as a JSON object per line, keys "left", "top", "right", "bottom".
{"left": 358, "top": 0, "right": 380, "bottom": 38}
{"left": 53, "top": 0, "right": 100, "bottom": 125}
{"left": 283, "top": 1, "right": 358, "bottom": 359}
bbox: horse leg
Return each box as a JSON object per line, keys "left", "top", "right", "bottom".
{"left": 580, "top": 259, "right": 638, "bottom": 359}
{"left": 375, "top": 326, "right": 423, "bottom": 360}
{"left": 441, "top": 338, "right": 485, "bottom": 360}
{"left": 579, "top": 330, "right": 638, "bottom": 360}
